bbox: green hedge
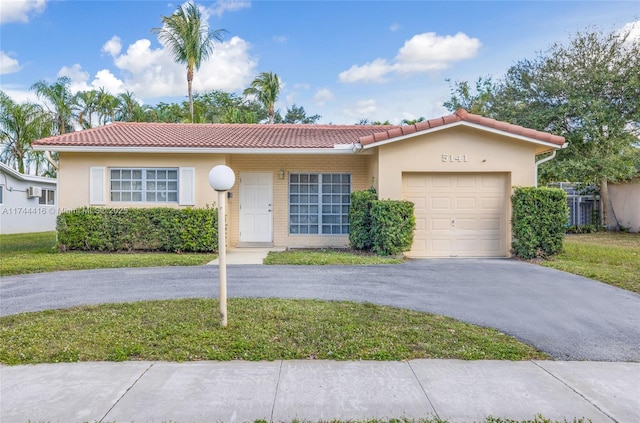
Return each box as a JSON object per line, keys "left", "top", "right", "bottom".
{"left": 370, "top": 200, "right": 416, "bottom": 256}
{"left": 57, "top": 207, "right": 218, "bottom": 253}
{"left": 349, "top": 188, "right": 377, "bottom": 250}
{"left": 511, "top": 187, "right": 568, "bottom": 259}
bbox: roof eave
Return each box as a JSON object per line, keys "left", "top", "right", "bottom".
{"left": 360, "top": 121, "right": 565, "bottom": 151}
{"left": 31, "top": 145, "right": 362, "bottom": 155}
{"left": 0, "top": 162, "right": 57, "bottom": 183}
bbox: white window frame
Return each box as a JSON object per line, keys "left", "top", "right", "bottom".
{"left": 289, "top": 173, "right": 351, "bottom": 235}
{"left": 109, "top": 167, "right": 179, "bottom": 203}
{"left": 38, "top": 189, "right": 55, "bottom": 205}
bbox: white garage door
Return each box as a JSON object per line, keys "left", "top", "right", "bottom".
{"left": 403, "top": 173, "right": 508, "bottom": 257}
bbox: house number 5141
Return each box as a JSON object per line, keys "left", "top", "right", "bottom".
{"left": 442, "top": 154, "right": 468, "bottom": 163}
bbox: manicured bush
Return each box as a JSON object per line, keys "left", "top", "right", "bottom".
{"left": 57, "top": 207, "right": 217, "bottom": 253}
{"left": 370, "top": 200, "right": 415, "bottom": 256}
{"left": 511, "top": 187, "right": 568, "bottom": 259}
{"left": 349, "top": 187, "right": 377, "bottom": 250}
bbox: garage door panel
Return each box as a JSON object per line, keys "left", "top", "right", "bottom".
{"left": 403, "top": 172, "right": 507, "bottom": 258}
{"left": 431, "top": 197, "right": 451, "bottom": 210}
{"left": 456, "top": 197, "right": 477, "bottom": 209}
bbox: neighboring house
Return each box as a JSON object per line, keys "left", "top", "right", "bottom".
{"left": 0, "top": 162, "right": 58, "bottom": 234}
{"left": 31, "top": 109, "right": 565, "bottom": 257}
{"left": 609, "top": 178, "right": 640, "bottom": 232}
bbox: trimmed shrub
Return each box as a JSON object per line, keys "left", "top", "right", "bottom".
{"left": 349, "top": 187, "right": 377, "bottom": 250}
{"left": 511, "top": 187, "right": 568, "bottom": 259}
{"left": 57, "top": 207, "right": 217, "bottom": 253}
{"left": 370, "top": 200, "right": 415, "bottom": 256}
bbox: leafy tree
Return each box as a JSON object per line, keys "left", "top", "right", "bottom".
{"left": 31, "top": 76, "right": 73, "bottom": 135}
{"left": 275, "top": 104, "right": 321, "bottom": 124}
{"left": 0, "top": 91, "right": 53, "bottom": 174}
{"left": 443, "top": 76, "right": 497, "bottom": 116}
{"left": 243, "top": 71, "right": 281, "bottom": 124}
{"left": 151, "top": 2, "right": 226, "bottom": 123}
{"left": 444, "top": 26, "right": 640, "bottom": 228}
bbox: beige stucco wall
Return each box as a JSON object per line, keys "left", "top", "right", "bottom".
{"left": 58, "top": 152, "right": 371, "bottom": 248}
{"left": 374, "top": 126, "right": 538, "bottom": 200}
{"left": 609, "top": 179, "right": 640, "bottom": 233}
{"left": 227, "top": 154, "right": 371, "bottom": 248}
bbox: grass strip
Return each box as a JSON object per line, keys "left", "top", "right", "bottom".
{"left": 0, "top": 298, "right": 547, "bottom": 365}
{"left": 264, "top": 249, "right": 404, "bottom": 265}
{"left": 0, "top": 231, "right": 214, "bottom": 276}
{"left": 541, "top": 233, "right": 640, "bottom": 294}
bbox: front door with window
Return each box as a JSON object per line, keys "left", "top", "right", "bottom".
{"left": 239, "top": 172, "right": 273, "bottom": 243}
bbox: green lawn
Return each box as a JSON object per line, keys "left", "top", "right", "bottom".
{"left": 0, "top": 231, "right": 215, "bottom": 276}
{"left": 265, "top": 248, "right": 404, "bottom": 265}
{"left": 0, "top": 298, "right": 547, "bottom": 365}
{"left": 541, "top": 233, "right": 640, "bottom": 294}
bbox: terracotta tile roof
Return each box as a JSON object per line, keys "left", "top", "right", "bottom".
{"left": 32, "top": 122, "right": 399, "bottom": 149}
{"left": 358, "top": 109, "right": 565, "bottom": 146}
{"left": 32, "top": 109, "right": 565, "bottom": 151}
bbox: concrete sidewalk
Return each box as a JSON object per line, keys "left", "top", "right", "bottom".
{"left": 2, "top": 360, "right": 638, "bottom": 423}
{"left": 207, "top": 247, "right": 285, "bottom": 265}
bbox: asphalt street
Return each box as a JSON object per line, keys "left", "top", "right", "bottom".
{"left": 1, "top": 259, "right": 639, "bottom": 361}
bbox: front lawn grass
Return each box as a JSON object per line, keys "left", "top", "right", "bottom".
{"left": 0, "top": 231, "right": 215, "bottom": 276}
{"left": 264, "top": 248, "right": 404, "bottom": 265}
{"left": 542, "top": 233, "right": 640, "bottom": 294}
{"left": 0, "top": 298, "right": 547, "bottom": 365}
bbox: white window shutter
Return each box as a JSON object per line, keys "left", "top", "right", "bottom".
{"left": 89, "top": 166, "right": 106, "bottom": 205}
{"left": 179, "top": 167, "right": 195, "bottom": 206}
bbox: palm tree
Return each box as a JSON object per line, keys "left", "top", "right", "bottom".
{"left": 116, "top": 91, "right": 143, "bottom": 122}
{"left": 243, "top": 71, "right": 281, "bottom": 124}
{"left": 0, "top": 91, "right": 53, "bottom": 174}
{"left": 31, "top": 76, "right": 73, "bottom": 134}
{"left": 151, "top": 2, "right": 226, "bottom": 123}
{"left": 97, "top": 88, "right": 119, "bottom": 125}
{"left": 73, "top": 90, "right": 100, "bottom": 129}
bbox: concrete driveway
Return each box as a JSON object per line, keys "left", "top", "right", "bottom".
{"left": 1, "top": 259, "right": 639, "bottom": 361}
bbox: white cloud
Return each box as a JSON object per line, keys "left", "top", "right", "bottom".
{"left": 102, "top": 36, "right": 122, "bottom": 57}
{"left": 57, "top": 64, "right": 91, "bottom": 92}
{"left": 343, "top": 99, "right": 377, "bottom": 119}
{"left": 0, "top": 0, "right": 47, "bottom": 24}
{"left": 0, "top": 51, "right": 21, "bottom": 74}
{"left": 618, "top": 21, "right": 640, "bottom": 44}
{"left": 59, "top": 35, "right": 257, "bottom": 100}
{"left": 395, "top": 32, "right": 481, "bottom": 72}
{"left": 339, "top": 31, "right": 481, "bottom": 83}
{"left": 390, "top": 23, "right": 401, "bottom": 32}
{"left": 339, "top": 58, "right": 393, "bottom": 83}
{"left": 314, "top": 88, "right": 335, "bottom": 106}
{"left": 208, "top": 0, "right": 251, "bottom": 17}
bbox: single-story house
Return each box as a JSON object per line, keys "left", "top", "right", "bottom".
{"left": 0, "top": 162, "right": 58, "bottom": 234}
{"left": 31, "top": 109, "right": 566, "bottom": 257}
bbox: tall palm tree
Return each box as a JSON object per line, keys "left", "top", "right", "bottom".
{"left": 73, "top": 89, "right": 100, "bottom": 129}
{"left": 31, "top": 76, "right": 73, "bottom": 134}
{"left": 0, "top": 91, "right": 53, "bottom": 174}
{"left": 116, "top": 91, "right": 143, "bottom": 122}
{"left": 151, "top": 2, "right": 226, "bottom": 123}
{"left": 243, "top": 71, "right": 281, "bottom": 124}
{"left": 97, "top": 88, "right": 119, "bottom": 125}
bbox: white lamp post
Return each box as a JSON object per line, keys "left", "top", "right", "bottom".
{"left": 208, "top": 165, "right": 236, "bottom": 327}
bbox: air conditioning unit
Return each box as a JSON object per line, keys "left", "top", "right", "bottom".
{"left": 27, "top": 186, "right": 42, "bottom": 198}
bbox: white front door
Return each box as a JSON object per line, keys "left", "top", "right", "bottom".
{"left": 239, "top": 172, "right": 273, "bottom": 243}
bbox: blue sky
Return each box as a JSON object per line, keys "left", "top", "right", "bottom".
{"left": 1, "top": 0, "right": 638, "bottom": 124}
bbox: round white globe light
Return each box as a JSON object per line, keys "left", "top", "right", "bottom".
{"left": 208, "top": 165, "right": 236, "bottom": 191}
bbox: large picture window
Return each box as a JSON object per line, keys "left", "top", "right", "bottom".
{"left": 110, "top": 168, "right": 178, "bottom": 202}
{"left": 289, "top": 173, "right": 351, "bottom": 235}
